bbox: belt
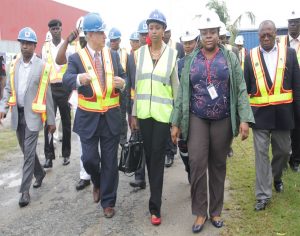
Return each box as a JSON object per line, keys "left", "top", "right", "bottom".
{"left": 50, "top": 83, "right": 63, "bottom": 87}
{"left": 18, "top": 107, "right": 24, "bottom": 113}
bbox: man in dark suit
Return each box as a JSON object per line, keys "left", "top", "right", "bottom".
{"left": 244, "top": 20, "right": 300, "bottom": 211}
{"left": 63, "top": 13, "right": 126, "bottom": 218}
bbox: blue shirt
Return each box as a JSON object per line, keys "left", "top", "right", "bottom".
{"left": 190, "top": 49, "right": 230, "bottom": 120}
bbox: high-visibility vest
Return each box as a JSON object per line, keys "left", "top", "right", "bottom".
{"left": 8, "top": 55, "right": 51, "bottom": 122}
{"left": 279, "top": 35, "right": 300, "bottom": 65}
{"left": 136, "top": 45, "right": 177, "bottom": 123}
{"left": 77, "top": 47, "right": 119, "bottom": 112}
{"left": 119, "top": 48, "right": 128, "bottom": 72}
{"left": 249, "top": 43, "right": 292, "bottom": 107}
{"left": 240, "top": 47, "right": 246, "bottom": 71}
{"left": 44, "top": 41, "right": 67, "bottom": 83}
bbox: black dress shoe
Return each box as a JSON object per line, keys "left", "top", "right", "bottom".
{"left": 76, "top": 179, "right": 90, "bottom": 191}
{"left": 254, "top": 199, "right": 269, "bottom": 211}
{"left": 211, "top": 217, "right": 224, "bottom": 228}
{"left": 63, "top": 157, "right": 70, "bottom": 166}
{"left": 19, "top": 192, "right": 30, "bottom": 207}
{"left": 43, "top": 159, "right": 52, "bottom": 168}
{"left": 165, "top": 155, "right": 174, "bottom": 168}
{"left": 129, "top": 180, "right": 146, "bottom": 189}
{"left": 33, "top": 171, "right": 46, "bottom": 188}
{"left": 290, "top": 163, "right": 299, "bottom": 172}
{"left": 192, "top": 217, "right": 207, "bottom": 233}
{"left": 274, "top": 180, "right": 284, "bottom": 193}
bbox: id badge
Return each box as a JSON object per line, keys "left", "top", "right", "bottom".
{"left": 207, "top": 84, "right": 218, "bottom": 100}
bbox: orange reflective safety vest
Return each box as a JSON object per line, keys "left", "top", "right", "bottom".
{"left": 240, "top": 47, "right": 246, "bottom": 71}
{"left": 119, "top": 48, "right": 128, "bottom": 73}
{"left": 249, "top": 43, "right": 292, "bottom": 107}
{"left": 77, "top": 47, "right": 119, "bottom": 112}
{"left": 8, "top": 54, "right": 51, "bottom": 122}
{"left": 44, "top": 41, "right": 67, "bottom": 83}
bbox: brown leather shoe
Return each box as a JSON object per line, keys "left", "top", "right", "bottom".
{"left": 103, "top": 207, "right": 115, "bottom": 218}
{"left": 93, "top": 186, "right": 100, "bottom": 203}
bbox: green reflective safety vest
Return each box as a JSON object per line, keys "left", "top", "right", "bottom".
{"left": 77, "top": 47, "right": 119, "bottom": 112}
{"left": 44, "top": 42, "right": 67, "bottom": 83}
{"left": 249, "top": 43, "right": 292, "bottom": 107}
{"left": 136, "top": 45, "right": 177, "bottom": 123}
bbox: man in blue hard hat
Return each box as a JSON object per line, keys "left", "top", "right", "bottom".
{"left": 0, "top": 27, "right": 56, "bottom": 207}
{"left": 108, "top": 27, "right": 129, "bottom": 147}
{"left": 63, "top": 13, "right": 126, "bottom": 218}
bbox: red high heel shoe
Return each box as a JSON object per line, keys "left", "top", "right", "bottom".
{"left": 151, "top": 215, "right": 161, "bottom": 225}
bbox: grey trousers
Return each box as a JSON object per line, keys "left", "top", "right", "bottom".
{"left": 253, "top": 129, "right": 290, "bottom": 200}
{"left": 188, "top": 114, "right": 232, "bottom": 217}
{"left": 16, "top": 111, "right": 44, "bottom": 193}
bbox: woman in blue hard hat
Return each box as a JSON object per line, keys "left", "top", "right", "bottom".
{"left": 131, "top": 9, "right": 179, "bottom": 225}
{"left": 171, "top": 10, "right": 254, "bottom": 233}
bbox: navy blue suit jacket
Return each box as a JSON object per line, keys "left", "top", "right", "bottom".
{"left": 63, "top": 48, "right": 126, "bottom": 139}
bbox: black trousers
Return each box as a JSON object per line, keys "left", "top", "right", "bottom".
{"left": 290, "top": 128, "right": 300, "bottom": 165}
{"left": 80, "top": 115, "right": 120, "bottom": 209}
{"left": 44, "top": 83, "right": 71, "bottom": 159}
{"left": 139, "top": 118, "right": 169, "bottom": 217}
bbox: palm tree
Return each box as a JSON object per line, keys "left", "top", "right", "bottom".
{"left": 205, "top": 0, "right": 255, "bottom": 44}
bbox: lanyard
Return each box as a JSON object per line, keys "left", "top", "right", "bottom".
{"left": 201, "top": 47, "right": 219, "bottom": 85}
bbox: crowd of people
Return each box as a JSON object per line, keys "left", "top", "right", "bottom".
{"left": 0, "top": 7, "right": 299, "bottom": 234}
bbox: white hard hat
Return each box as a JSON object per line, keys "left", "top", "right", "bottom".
{"left": 235, "top": 35, "right": 244, "bottom": 45}
{"left": 180, "top": 29, "right": 199, "bottom": 42}
{"left": 45, "top": 31, "right": 52, "bottom": 42}
{"left": 288, "top": 11, "right": 300, "bottom": 20}
{"left": 219, "top": 22, "right": 227, "bottom": 36}
{"left": 197, "top": 10, "right": 222, "bottom": 30}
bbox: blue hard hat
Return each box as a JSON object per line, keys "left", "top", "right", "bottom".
{"left": 137, "top": 20, "right": 148, "bottom": 34}
{"left": 108, "top": 27, "right": 121, "bottom": 40}
{"left": 18, "top": 27, "right": 37, "bottom": 43}
{"left": 130, "top": 32, "right": 139, "bottom": 41}
{"left": 146, "top": 9, "right": 167, "bottom": 28}
{"left": 83, "top": 13, "right": 106, "bottom": 32}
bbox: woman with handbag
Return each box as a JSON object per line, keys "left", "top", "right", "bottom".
{"left": 131, "top": 9, "right": 179, "bottom": 225}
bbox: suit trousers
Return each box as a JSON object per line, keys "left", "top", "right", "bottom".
{"left": 290, "top": 128, "right": 300, "bottom": 165}
{"left": 139, "top": 118, "right": 170, "bottom": 217}
{"left": 44, "top": 83, "right": 71, "bottom": 159}
{"left": 16, "top": 110, "right": 44, "bottom": 193}
{"left": 80, "top": 114, "right": 119, "bottom": 209}
{"left": 188, "top": 114, "right": 232, "bottom": 217}
{"left": 119, "top": 91, "right": 128, "bottom": 146}
{"left": 253, "top": 129, "right": 290, "bottom": 200}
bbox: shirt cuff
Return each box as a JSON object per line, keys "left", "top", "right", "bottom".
{"left": 76, "top": 75, "right": 81, "bottom": 88}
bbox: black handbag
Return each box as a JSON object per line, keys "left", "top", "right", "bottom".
{"left": 119, "top": 131, "right": 144, "bottom": 174}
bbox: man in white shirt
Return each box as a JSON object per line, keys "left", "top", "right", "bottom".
{"left": 42, "top": 19, "right": 73, "bottom": 168}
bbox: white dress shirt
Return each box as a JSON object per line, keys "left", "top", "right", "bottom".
{"left": 289, "top": 34, "right": 300, "bottom": 51}
{"left": 17, "top": 56, "right": 34, "bottom": 107}
{"left": 260, "top": 44, "right": 278, "bottom": 83}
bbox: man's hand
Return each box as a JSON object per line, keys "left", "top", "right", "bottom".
{"left": 113, "top": 76, "right": 125, "bottom": 90}
{"left": 79, "top": 73, "right": 92, "bottom": 86}
{"left": 67, "top": 29, "right": 79, "bottom": 43}
{"left": 171, "top": 126, "right": 180, "bottom": 145}
{"left": 131, "top": 116, "right": 139, "bottom": 130}
{"left": 239, "top": 122, "right": 249, "bottom": 141}
{"left": 0, "top": 112, "right": 6, "bottom": 125}
{"left": 48, "top": 125, "right": 56, "bottom": 134}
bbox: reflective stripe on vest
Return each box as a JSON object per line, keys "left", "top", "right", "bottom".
{"left": 120, "top": 48, "right": 128, "bottom": 72}
{"left": 279, "top": 35, "right": 300, "bottom": 65}
{"left": 31, "top": 63, "right": 52, "bottom": 122}
{"left": 136, "top": 45, "right": 177, "bottom": 123}
{"left": 249, "top": 44, "right": 292, "bottom": 106}
{"left": 77, "top": 47, "right": 119, "bottom": 112}
{"left": 44, "top": 42, "right": 67, "bottom": 82}
{"left": 7, "top": 54, "right": 21, "bottom": 106}
{"left": 240, "top": 47, "right": 246, "bottom": 71}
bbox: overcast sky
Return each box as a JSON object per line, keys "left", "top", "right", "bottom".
{"left": 54, "top": 0, "right": 296, "bottom": 48}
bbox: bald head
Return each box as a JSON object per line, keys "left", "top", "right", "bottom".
{"left": 258, "top": 20, "right": 277, "bottom": 52}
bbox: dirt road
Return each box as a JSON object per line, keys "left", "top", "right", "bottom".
{"left": 0, "top": 116, "right": 226, "bottom": 236}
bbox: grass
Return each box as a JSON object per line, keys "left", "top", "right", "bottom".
{"left": 222, "top": 131, "right": 300, "bottom": 236}
{"left": 0, "top": 126, "right": 18, "bottom": 160}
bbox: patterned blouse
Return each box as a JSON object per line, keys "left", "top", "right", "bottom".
{"left": 190, "top": 49, "right": 230, "bottom": 120}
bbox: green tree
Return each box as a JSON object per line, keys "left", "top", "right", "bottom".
{"left": 205, "top": 0, "right": 255, "bottom": 44}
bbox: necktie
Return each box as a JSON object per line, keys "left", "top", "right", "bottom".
{"left": 94, "top": 52, "right": 105, "bottom": 90}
